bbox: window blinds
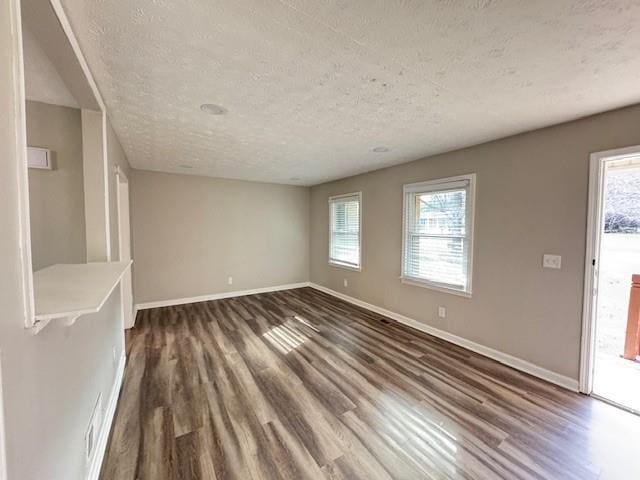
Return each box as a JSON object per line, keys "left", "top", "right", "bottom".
{"left": 329, "top": 193, "right": 361, "bottom": 269}
{"left": 403, "top": 177, "right": 473, "bottom": 293}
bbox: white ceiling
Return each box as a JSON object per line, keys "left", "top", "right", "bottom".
{"left": 59, "top": 0, "right": 640, "bottom": 186}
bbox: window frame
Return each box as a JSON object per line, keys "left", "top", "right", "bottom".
{"left": 400, "top": 174, "right": 476, "bottom": 297}
{"left": 328, "top": 191, "right": 362, "bottom": 271}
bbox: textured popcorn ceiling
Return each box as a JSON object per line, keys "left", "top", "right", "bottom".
{"left": 59, "top": 0, "right": 640, "bottom": 185}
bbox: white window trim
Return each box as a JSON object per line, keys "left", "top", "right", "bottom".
{"left": 400, "top": 174, "right": 476, "bottom": 297}
{"left": 328, "top": 191, "right": 362, "bottom": 272}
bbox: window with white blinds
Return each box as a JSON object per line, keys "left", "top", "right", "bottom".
{"left": 401, "top": 175, "right": 475, "bottom": 295}
{"left": 329, "top": 192, "right": 361, "bottom": 270}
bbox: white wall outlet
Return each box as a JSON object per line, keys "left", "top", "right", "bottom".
{"left": 438, "top": 306, "right": 446, "bottom": 319}
{"left": 543, "top": 254, "right": 562, "bottom": 269}
{"left": 227, "top": 276, "right": 233, "bottom": 285}
{"left": 112, "top": 347, "right": 117, "bottom": 364}
{"left": 343, "top": 278, "right": 348, "bottom": 287}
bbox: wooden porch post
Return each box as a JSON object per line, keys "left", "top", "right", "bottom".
{"left": 623, "top": 274, "right": 640, "bottom": 360}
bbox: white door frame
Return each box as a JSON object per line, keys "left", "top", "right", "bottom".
{"left": 115, "top": 165, "right": 129, "bottom": 257}
{"left": 580, "top": 144, "right": 640, "bottom": 393}
{"left": 115, "top": 166, "right": 134, "bottom": 329}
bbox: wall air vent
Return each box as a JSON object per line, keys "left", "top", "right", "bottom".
{"left": 27, "top": 147, "right": 52, "bottom": 170}
{"left": 85, "top": 394, "right": 103, "bottom": 461}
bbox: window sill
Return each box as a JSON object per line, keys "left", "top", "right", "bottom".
{"left": 400, "top": 277, "right": 472, "bottom": 298}
{"left": 329, "top": 261, "right": 361, "bottom": 272}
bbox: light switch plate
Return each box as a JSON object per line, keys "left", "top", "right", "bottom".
{"left": 543, "top": 254, "right": 562, "bottom": 269}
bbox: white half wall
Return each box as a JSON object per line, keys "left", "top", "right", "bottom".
{"left": 0, "top": 2, "right": 133, "bottom": 478}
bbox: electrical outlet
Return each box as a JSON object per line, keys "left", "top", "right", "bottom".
{"left": 438, "top": 306, "right": 446, "bottom": 319}
{"left": 543, "top": 254, "right": 562, "bottom": 269}
{"left": 228, "top": 276, "right": 233, "bottom": 285}
{"left": 343, "top": 278, "right": 348, "bottom": 287}
{"left": 112, "top": 347, "right": 117, "bottom": 364}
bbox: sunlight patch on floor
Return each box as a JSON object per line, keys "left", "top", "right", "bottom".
{"left": 593, "top": 354, "right": 640, "bottom": 413}
{"left": 263, "top": 321, "right": 309, "bottom": 354}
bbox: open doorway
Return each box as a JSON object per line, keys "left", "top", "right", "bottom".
{"left": 582, "top": 146, "right": 640, "bottom": 413}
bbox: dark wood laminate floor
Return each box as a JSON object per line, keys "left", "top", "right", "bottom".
{"left": 101, "top": 287, "right": 640, "bottom": 480}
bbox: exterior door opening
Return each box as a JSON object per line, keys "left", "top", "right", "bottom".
{"left": 583, "top": 147, "right": 640, "bottom": 413}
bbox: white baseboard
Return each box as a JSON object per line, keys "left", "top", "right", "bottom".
{"left": 87, "top": 353, "right": 126, "bottom": 480}
{"left": 135, "top": 282, "right": 311, "bottom": 311}
{"left": 309, "top": 283, "right": 579, "bottom": 392}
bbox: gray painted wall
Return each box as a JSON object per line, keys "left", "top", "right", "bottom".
{"left": 131, "top": 170, "right": 310, "bottom": 304}
{"left": 310, "top": 103, "right": 640, "bottom": 381}
{"left": 26, "top": 100, "right": 86, "bottom": 271}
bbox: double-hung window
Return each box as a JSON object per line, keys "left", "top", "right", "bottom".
{"left": 329, "top": 192, "right": 361, "bottom": 270}
{"left": 401, "top": 174, "right": 475, "bottom": 296}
